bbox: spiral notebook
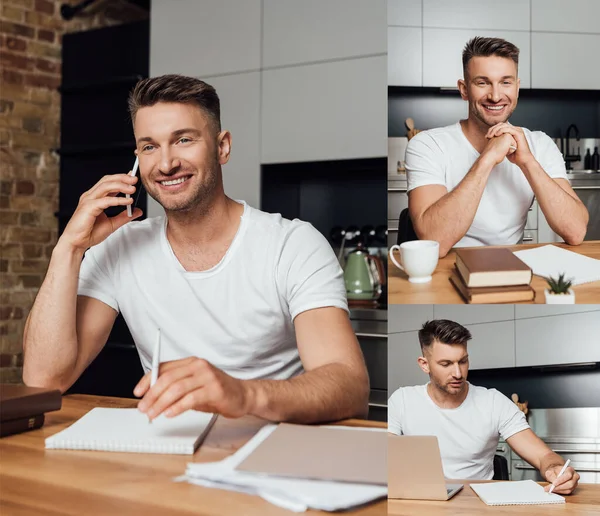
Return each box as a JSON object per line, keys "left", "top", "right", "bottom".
{"left": 470, "top": 480, "right": 565, "bottom": 506}
{"left": 45, "top": 407, "right": 216, "bottom": 455}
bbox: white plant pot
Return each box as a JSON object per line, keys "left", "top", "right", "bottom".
{"left": 544, "top": 289, "right": 575, "bottom": 304}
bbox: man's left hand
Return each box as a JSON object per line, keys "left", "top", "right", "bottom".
{"left": 543, "top": 464, "right": 580, "bottom": 495}
{"left": 134, "top": 357, "right": 252, "bottom": 420}
{"left": 486, "top": 123, "right": 536, "bottom": 169}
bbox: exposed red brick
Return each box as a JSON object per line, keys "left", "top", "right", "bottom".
{"left": 0, "top": 354, "right": 12, "bottom": 367}
{"left": 0, "top": 51, "right": 35, "bottom": 71}
{"left": 34, "top": 0, "right": 54, "bottom": 16}
{"left": 14, "top": 353, "right": 23, "bottom": 367}
{"left": 0, "top": 306, "right": 23, "bottom": 320}
{"left": 37, "top": 29, "right": 54, "bottom": 43}
{"left": 0, "top": 21, "right": 35, "bottom": 39}
{"left": 23, "top": 243, "right": 43, "bottom": 258}
{"left": 23, "top": 73, "right": 60, "bottom": 90}
{"left": 15, "top": 180, "right": 34, "bottom": 195}
{"left": 22, "top": 117, "right": 43, "bottom": 133}
{"left": 35, "top": 57, "right": 59, "bottom": 74}
{"left": 19, "top": 274, "right": 43, "bottom": 289}
{"left": 0, "top": 259, "right": 8, "bottom": 273}
{"left": 6, "top": 36, "right": 26, "bottom": 52}
{"left": 1, "top": 68, "right": 24, "bottom": 86}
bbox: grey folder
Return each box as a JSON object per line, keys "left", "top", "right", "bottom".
{"left": 235, "top": 423, "right": 387, "bottom": 485}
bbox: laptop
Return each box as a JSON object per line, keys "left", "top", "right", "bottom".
{"left": 388, "top": 434, "right": 464, "bottom": 500}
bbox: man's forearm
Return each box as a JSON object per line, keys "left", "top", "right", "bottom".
{"left": 540, "top": 450, "right": 565, "bottom": 478}
{"left": 244, "top": 363, "right": 369, "bottom": 424}
{"left": 23, "top": 242, "right": 84, "bottom": 390}
{"left": 413, "top": 155, "right": 494, "bottom": 256}
{"left": 520, "top": 160, "right": 588, "bottom": 244}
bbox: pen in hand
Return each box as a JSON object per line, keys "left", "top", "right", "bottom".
{"left": 126, "top": 157, "right": 139, "bottom": 218}
{"left": 548, "top": 459, "right": 571, "bottom": 494}
{"left": 148, "top": 327, "right": 161, "bottom": 424}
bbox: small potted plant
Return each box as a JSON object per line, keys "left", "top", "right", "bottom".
{"left": 544, "top": 273, "right": 575, "bottom": 304}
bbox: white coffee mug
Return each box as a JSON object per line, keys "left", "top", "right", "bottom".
{"left": 389, "top": 240, "right": 440, "bottom": 283}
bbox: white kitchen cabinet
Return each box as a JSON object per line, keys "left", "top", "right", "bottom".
{"left": 515, "top": 305, "right": 600, "bottom": 319}
{"left": 423, "top": 29, "right": 531, "bottom": 88}
{"left": 516, "top": 311, "right": 600, "bottom": 367}
{"left": 388, "top": 331, "right": 428, "bottom": 391}
{"left": 388, "top": 0, "right": 422, "bottom": 27}
{"left": 389, "top": 305, "right": 433, "bottom": 333}
{"left": 150, "top": 0, "right": 261, "bottom": 77}
{"left": 388, "top": 27, "right": 422, "bottom": 86}
{"left": 532, "top": 0, "right": 600, "bottom": 33}
{"left": 208, "top": 72, "right": 261, "bottom": 209}
{"left": 433, "top": 305, "right": 514, "bottom": 325}
{"left": 423, "top": 0, "right": 530, "bottom": 31}
{"left": 531, "top": 33, "right": 600, "bottom": 90}
{"left": 467, "top": 321, "right": 516, "bottom": 370}
{"left": 262, "top": 0, "right": 386, "bottom": 68}
{"left": 261, "top": 56, "right": 387, "bottom": 164}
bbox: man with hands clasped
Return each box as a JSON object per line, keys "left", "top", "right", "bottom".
{"left": 406, "top": 37, "right": 588, "bottom": 257}
{"left": 23, "top": 75, "right": 369, "bottom": 424}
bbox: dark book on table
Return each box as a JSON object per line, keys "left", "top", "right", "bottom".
{"left": 450, "top": 269, "right": 536, "bottom": 304}
{"left": 0, "top": 414, "right": 45, "bottom": 437}
{"left": 455, "top": 247, "right": 532, "bottom": 288}
{"left": 0, "top": 384, "right": 61, "bottom": 437}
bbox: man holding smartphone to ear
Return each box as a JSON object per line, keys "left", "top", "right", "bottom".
{"left": 405, "top": 37, "right": 588, "bottom": 257}
{"left": 23, "top": 75, "right": 370, "bottom": 424}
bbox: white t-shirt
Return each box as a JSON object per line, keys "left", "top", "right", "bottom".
{"left": 388, "top": 383, "right": 530, "bottom": 480}
{"left": 406, "top": 123, "right": 568, "bottom": 247}
{"left": 77, "top": 201, "right": 348, "bottom": 380}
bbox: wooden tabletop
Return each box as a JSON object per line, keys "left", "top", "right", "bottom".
{"left": 388, "top": 481, "right": 600, "bottom": 515}
{"left": 388, "top": 241, "right": 600, "bottom": 304}
{"left": 0, "top": 395, "right": 387, "bottom": 516}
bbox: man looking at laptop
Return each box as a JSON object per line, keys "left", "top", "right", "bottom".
{"left": 388, "top": 319, "right": 580, "bottom": 495}
{"left": 406, "top": 37, "right": 588, "bottom": 257}
{"left": 22, "top": 75, "right": 369, "bottom": 424}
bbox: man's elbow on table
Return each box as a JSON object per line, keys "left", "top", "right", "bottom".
{"left": 22, "top": 358, "right": 74, "bottom": 394}
{"left": 560, "top": 224, "right": 587, "bottom": 247}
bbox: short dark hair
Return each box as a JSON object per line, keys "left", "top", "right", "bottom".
{"left": 462, "top": 37, "right": 519, "bottom": 78}
{"left": 418, "top": 320, "right": 472, "bottom": 353}
{"left": 128, "top": 74, "right": 221, "bottom": 130}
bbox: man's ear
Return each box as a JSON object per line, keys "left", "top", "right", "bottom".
{"left": 217, "top": 130, "right": 232, "bottom": 165}
{"left": 457, "top": 78, "right": 468, "bottom": 100}
{"left": 417, "top": 356, "right": 430, "bottom": 374}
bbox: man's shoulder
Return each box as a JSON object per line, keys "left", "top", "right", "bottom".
{"left": 469, "top": 383, "right": 510, "bottom": 404}
{"left": 245, "top": 205, "right": 321, "bottom": 243}
{"left": 410, "top": 124, "right": 460, "bottom": 144}
{"left": 389, "top": 384, "right": 427, "bottom": 404}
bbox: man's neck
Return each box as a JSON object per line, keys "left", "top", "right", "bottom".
{"left": 460, "top": 117, "right": 491, "bottom": 154}
{"left": 165, "top": 193, "right": 245, "bottom": 270}
{"left": 427, "top": 381, "right": 469, "bottom": 409}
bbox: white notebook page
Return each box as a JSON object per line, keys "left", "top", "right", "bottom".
{"left": 513, "top": 245, "right": 600, "bottom": 286}
{"left": 45, "top": 407, "right": 216, "bottom": 455}
{"left": 471, "top": 480, "right": 565, "bottom": 506}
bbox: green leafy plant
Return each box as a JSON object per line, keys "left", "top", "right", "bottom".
{"left": 546, "top": 273, "right": 573, "bottom": 295}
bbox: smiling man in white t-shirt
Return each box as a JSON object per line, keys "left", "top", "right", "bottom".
{"left": 388, "top": 319, "right": 580, "bottom": 495}
{"left": 22, "top": 75, "right": 369, "bottom": 425}
{"left": 406, "top": 37, "right": 588, "bottom": 257}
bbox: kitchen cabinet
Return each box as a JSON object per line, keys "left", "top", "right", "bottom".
{"left": 388, "top": 305, "right": 433, "bottom": 333}
{"left": 516, "top": 311, "right": 600, "bottom": 367}
{"left": 388, "top": 331, "right": 427, "bottom": 391}
{"left": 262, "top": 0, "right": 386, "bottom": 68}
{"left": 388, "top": 27, "right": 423, "bottom": 86}
{"left": 150, "top": 0, "right": 261, "bottom": 77}
{"left": 422, "top": 29, "right": 531, "bottom": 88}
{"left": 531, "top": 33, "right": 600, "bottom": 90}
{"left": 423, "top": 0, "right": 530, "bottom": 31}
{"left": 388, "top": 0, "right": 422, "bottom": 27}
{"left": 532, "top": 0, "right": 600, "bottom": 33}
{"left": 433, "top": 305, "right": 514, "bottom": 325}
{"left": 467, "top": 321, "right": 516, "bottom": 370}
{"left": 261, "top": 56, "right": 387, "bottom": 163}
{"left": 208, "top": 72, "right": 261, "bottom": 209}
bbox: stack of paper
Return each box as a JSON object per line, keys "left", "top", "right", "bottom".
{"left": 179, "top": 425, "right": 388, "bottom": 513}
{"left": 513, "top": 245, "right": 600, "bottom": 285}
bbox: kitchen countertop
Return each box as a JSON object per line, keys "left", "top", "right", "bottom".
{"left": 0, "top": 395, "right": 387, "bottom": 515}
{"left": 389, "top": 241, "right": 600, "bottom": 304}
{"left": 388, "top": 481, "right": 600, "bottom": 515}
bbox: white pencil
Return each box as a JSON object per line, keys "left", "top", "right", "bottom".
{"left": 548, "top": 459, "right": 571, "bottom": 494}
{"left": 126, "top": 157, "right": 139, "bottom": 217}
{"left": 150, "top": 327, "right": 161, "bottom": 388}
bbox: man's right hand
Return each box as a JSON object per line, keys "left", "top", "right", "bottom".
{"left": 481, "top": 133, "right": 518, "bottom": 166}
{"left": 61, "top": 173, "right": 142, "bottom": 253}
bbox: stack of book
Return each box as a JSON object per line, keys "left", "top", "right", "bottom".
{"left": 0, "top": 384, "right": 62, "bottom": 437}
{"left": 450, "top": 248, "right": 535, "bottom": 303}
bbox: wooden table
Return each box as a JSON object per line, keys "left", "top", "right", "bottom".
{"left": 388, "top": 241, "right": 600, "bottom": 304}
{"left": 0, "top": 395, "right": 387, "bottom": 515}
{"left": 388, "top": 481, "right": 600, "bottom": 515}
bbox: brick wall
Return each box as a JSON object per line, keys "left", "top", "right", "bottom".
{"left": 0, "top": 0, "right": 148, "bottom": 383}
